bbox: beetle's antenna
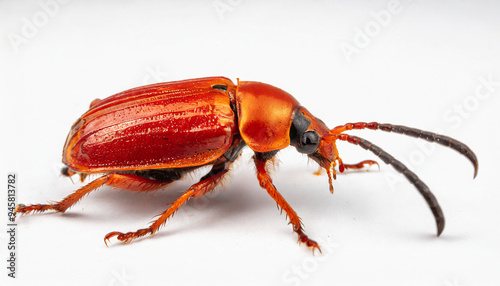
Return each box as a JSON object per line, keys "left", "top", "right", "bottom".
{"left": 330, "top": 122, "right": 478, "bottom": 178}
{"left": 329, "top": 133, "right": 445, "bottom": 236}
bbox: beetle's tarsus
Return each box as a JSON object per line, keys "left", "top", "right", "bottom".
{"left": 316, "top": 160, "right": 378, "bottom": 177}
{"left": 297, "top": 229, "right": 322, "bottom": 254}
{"left": 14, "top": 203, "right": 58, "bottom": 217}
{"left": 342, "top": 160, "right": 379, "bottom": 172}
{"left": 104, "top": 228, "right": 152, "bottom": 245}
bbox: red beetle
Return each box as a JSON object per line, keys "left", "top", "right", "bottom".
{"left": 15, "top": 77, "right": 478, "bottom": 252}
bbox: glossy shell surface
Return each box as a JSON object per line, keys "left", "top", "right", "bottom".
{"left": 63, "top": 77, "right": 237, "bottom": 173}
{"left": 236, "top": 81, "right": 300, "bottom": 152}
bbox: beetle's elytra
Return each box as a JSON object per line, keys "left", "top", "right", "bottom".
{"left": 15, "top": 77, "right": 478, "bottom": 253}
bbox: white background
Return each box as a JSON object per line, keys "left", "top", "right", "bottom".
{"left": 1, "top": 1, "right": 499, "bottom": 285}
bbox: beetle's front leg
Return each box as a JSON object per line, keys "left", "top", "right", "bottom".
{"left": 254, "top": 153, "right": 321, "bottom": 254}
{"left": 104, "top": 158, "right": 232, "bottom": 245}
{"left": 313, "top": 159, "right": 379, "bottom": 175}
{"left": 342, "top": 160, "right": 379, "bottom": 172}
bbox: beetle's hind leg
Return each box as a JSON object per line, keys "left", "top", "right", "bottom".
{"left": 104, "top": 158, "right": 232, "bottom": 245}
{"left": 15, "top": 173, "right": 176, "bottom": 217}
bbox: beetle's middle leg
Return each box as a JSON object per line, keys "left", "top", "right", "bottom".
{"left": 104, "top": 158, "right": 232, "bottom": 244}
{"left": 254, "top": 152, "right": 321, "bottom": 254}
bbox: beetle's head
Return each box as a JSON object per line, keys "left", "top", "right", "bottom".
{"left": 236, "top": 81, "right": 343, "bottom": 192}
{"left": 289, "top": 107, "right": 342, "bottom": 193}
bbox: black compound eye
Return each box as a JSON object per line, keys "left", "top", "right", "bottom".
{"left": 298, "top": 130, "right": 320, "bottom": 154}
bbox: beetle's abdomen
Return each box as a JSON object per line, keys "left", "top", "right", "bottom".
{"left": 63, "top": 77, "right": 237, "bottom": 173}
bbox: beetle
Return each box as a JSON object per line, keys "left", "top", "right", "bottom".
{"left": 15, "top": 77, "right": 478, "bottom": 252}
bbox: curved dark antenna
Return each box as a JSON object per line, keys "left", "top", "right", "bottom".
{"left": 336, "top": 133, "right": 445, "bottom": 236}
{"left": 332, "top": 122, "right": 478, "bottom": 178}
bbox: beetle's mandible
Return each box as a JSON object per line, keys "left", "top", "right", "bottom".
{"left": 15, "top": 77, "right": 478, "bottom": 253}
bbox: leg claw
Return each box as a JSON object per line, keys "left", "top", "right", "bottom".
{"left": 305, "top": 239, "right": 322, "bottom": 255}
{"left": 298, "top": 232, "right": 322, "bottom": 254}
{"left": 104, "top": 228, "right": 152, "bottom": 246}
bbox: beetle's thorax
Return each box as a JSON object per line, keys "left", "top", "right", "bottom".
{"left": 235, "top": 81, "right": 300, "bottom": 153}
